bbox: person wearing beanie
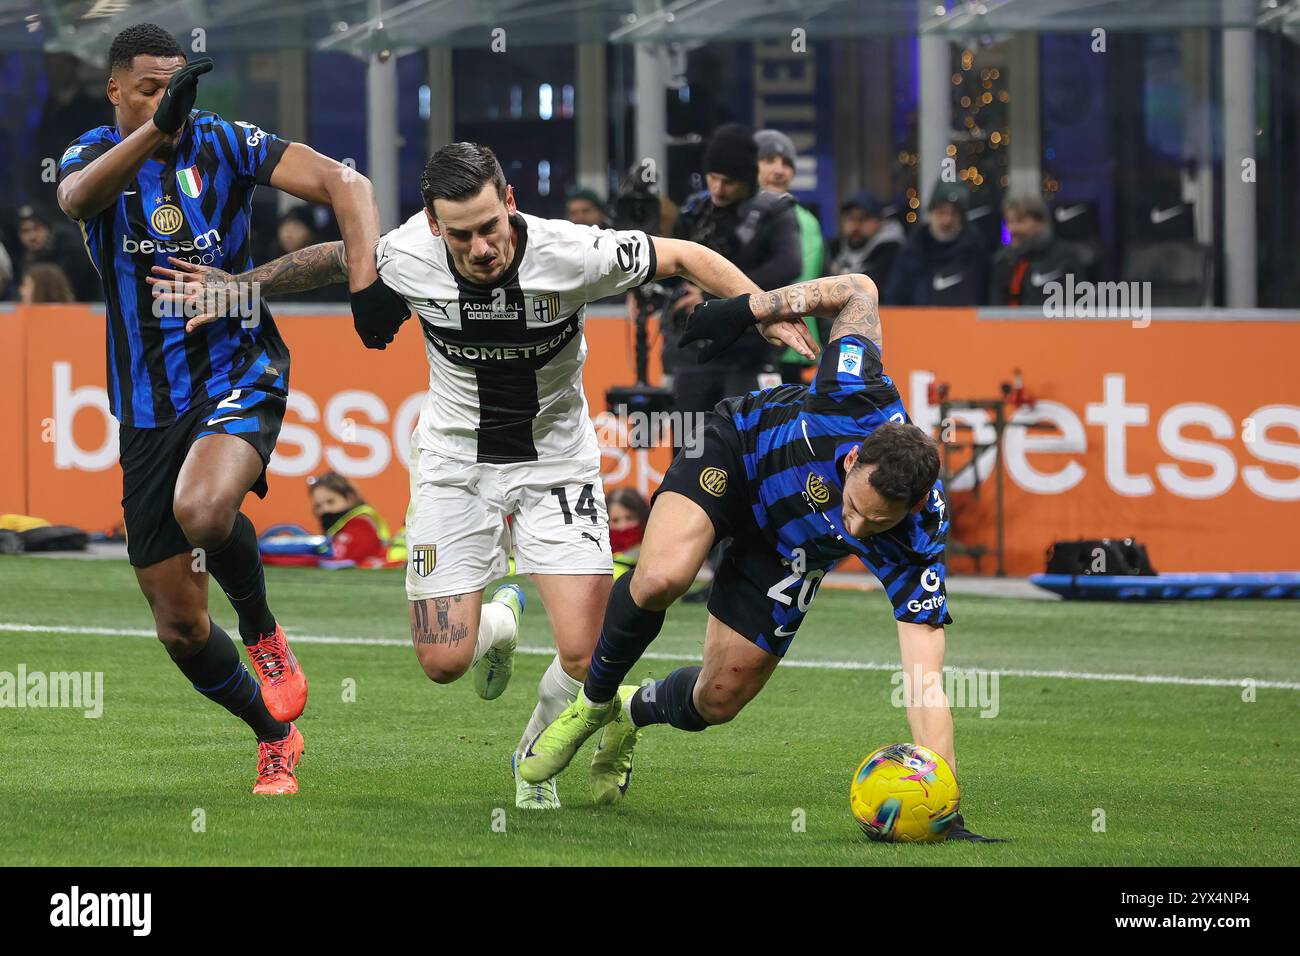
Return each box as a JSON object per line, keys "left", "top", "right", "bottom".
{"left": 828, "top": 190, "right": 906, "bottom": 292}
{"left": 662, "top": 121, "right": 802, "bottom": 414}
{"left": 755, "top": 128, "right": 828, "bottom": 383}
{"left": 16, "top": 203, "right": 101, "bottom": 301}
{"left": 883, "top": 178, "right": 990, "bottom": 306}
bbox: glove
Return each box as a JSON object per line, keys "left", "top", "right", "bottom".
{"left": 152, "top": 57, "right": 214, "bottom": 134}
{"left": 350, "top": 277, "right": 410, "bottom": 350}
{"left": 677, "top": 294, "right": 758, "bottom": 363}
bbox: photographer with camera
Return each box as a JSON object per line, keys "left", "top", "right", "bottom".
{"left": 661, "top": 123, "right": 803, "bottom": 423}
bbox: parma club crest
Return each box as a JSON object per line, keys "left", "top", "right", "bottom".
{"left": 409, "top": 544, "right": 437, "bottom": 577}
{"left": 531, "top": 292, "right": 562, "bottom": 324}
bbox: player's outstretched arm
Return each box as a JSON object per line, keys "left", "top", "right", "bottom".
{"left": 653, "top": 236, "right": 818, "bottom": 360}
{"left": 749, "top": 273, "right": 882, "bottom": 350}
{"left": 268, "top": 145, "right": 379, "bottom": 293}
{"left": 896, "top": 620, "right": 955, "bottom": 771}
{"left": 147, "top": 244, "right": 348, "bottom": 333}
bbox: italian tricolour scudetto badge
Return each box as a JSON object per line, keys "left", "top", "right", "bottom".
{"left": 176, "top": 166, "right": 203, "bottom": 199}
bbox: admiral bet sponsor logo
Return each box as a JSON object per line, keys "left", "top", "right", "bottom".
{"left": 50, "top": 886, "right": 151, "bottom": 936}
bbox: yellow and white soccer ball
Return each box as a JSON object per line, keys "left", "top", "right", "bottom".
{"left": 850, "top": 743, "right": 960, "bottom": 843}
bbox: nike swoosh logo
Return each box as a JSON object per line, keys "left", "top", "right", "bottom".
{"left": 1029, "top": 270, "right": 1063, "bottom": 287}
{"left": 1149, "top": 205, "right": 1184, "bottom": 224}
{"left": 1054, "top": 204, "right": 1086, "bottom": 222}
{"left": 932, "top": 273, "right": 964, "bottom": 291}
{"left": 801, "top": 418, "right": 816, "bottom": 455}
{"left": 774, "top": 625, "right": 798, "bottom": 638}
{"left": 205, "top": 415, "right": 243, "bottom": 427}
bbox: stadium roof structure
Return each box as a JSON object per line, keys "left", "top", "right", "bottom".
{"left": 1, "top": 0, "right": 1297, "bottom": 57}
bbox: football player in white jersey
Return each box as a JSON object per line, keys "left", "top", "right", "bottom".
{"left": 152, "top": 142, "right": 816, "bottom": 809}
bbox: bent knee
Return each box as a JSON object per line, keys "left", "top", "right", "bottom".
{"left": 154, "top": 611, "right": 210, "bottom": 656}
{"left": 630, "top": 566, "right": 693, "bottom": 610}
{"left": 172, "top": 495, "right": 236, "bottom": 549}
{"left": 693, "top": 684, "right": 751, "bottom": 725}
{"left": 412, "top": 642, "right": 472, "bottom": 684}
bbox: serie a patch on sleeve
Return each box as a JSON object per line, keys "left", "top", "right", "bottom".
{"left": 837, "top": 342, "right": 865, "bottom": 378}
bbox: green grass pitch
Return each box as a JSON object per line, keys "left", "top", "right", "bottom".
{"left": 1, "top": 557, "right": 1297, "bottom": 866}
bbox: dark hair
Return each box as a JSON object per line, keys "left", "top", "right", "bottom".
{"left": 22, "top": 263, "right": 75, "bottom": 304}
{"left": 606, "top": 487, "right": 650, "bottom": 526}
{"left": 852, "top": 422, "right": 939, "bottom": 506}
{"left": 109, "top": 23, "right": 185, "bottom": 72}
{"left": 419, "top": 142, "right": 507, "bottom": 212}
{"left": 307, "top": 471, "right": 363, "bottom": 505}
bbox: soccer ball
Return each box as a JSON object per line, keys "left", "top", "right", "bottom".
{"left": 850, "top": 743, "right": 960, "bottom": 843}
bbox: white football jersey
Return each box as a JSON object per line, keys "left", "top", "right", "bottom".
{"left": 375, "top": 211, "right": 657, "bottom": 464}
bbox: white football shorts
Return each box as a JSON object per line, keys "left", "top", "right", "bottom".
{"left": 404, "top": 444, "right": 613, "bottom": 601}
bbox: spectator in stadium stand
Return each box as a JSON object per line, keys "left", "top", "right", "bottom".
{"left": 883, "top": 180, "right": 989, "bottom": 306}
{"left": 663, "top": 122, "right": 802, "bottom": 426}
{"left": 754, "top": 128, "right": 828, "bottom": 384}
{"left": 19, "top": 262, "right": 75, "bottom": 304}
{"left": 828, "top": 191, "right": 905, "bottom": 291}
{"left": 16, "top": 204, "right": 101, "bottom": 301}
{"left": 307, "top": 472, "right": 393, "bottom": 567}
{"left": 564, "top": 187, "right": 611, "bottom": 229}
{"left": 272, "top": 205, "right": 345, "bottom": 302}
{"left": 989, "top": 194, "right": 1085, "bottom": 308}
{"left": 27, "top": 53, "right": 114, "bottom": 201}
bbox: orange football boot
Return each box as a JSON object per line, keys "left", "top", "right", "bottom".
{"left": 252, "top": 724, "right": 305, "bottom": 795}
{"left": 246, "top": 624, "right": 308, "bottom": 721}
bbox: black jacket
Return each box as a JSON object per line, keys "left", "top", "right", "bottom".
{"left": 883, "top": 225, "right": 989, "bottom": 307}
{"left": 989, "top": 229, "right": 1085, "bottom": 307}
{"left": 828, "top": 218, "right": 905, "bottom": 289}
{"left": 665, "top": 188, "right": 802, "bottom": 369}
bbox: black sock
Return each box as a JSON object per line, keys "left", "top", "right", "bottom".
{"left": 203, "top": 512, "right": 275, "bottom": 644}
{"left": 169, "top": 618, "right": 289, "bottom": 742}
{"left": 628, "top": 666, "right": 709, "bottom": 731}
{"left": 584, "top": 572, "right": 666, "bottom": 703}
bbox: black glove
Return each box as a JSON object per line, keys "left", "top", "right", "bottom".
{"left": 152, "top": 57, "right": 214, "bottom": 134}
{"left": 350, "top": 277, "right": 410, "bottom": 350}
{"left": 677, "top": 294, "right": 758, "bottom": 363}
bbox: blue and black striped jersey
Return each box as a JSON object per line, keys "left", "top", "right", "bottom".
{"left": 57, "top": 110, "right": 290, "bottom": 428}
{"left": 720, "top": 334, "right": 951, "bottom": 626}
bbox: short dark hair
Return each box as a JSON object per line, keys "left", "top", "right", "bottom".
{"left": 852, "top": 422, "right": 940, "bottom": 506}
{"left": 109, "top": 23, "right": 185, "bottom": 72}
{"left": 419, "top": 143, "right": 507, "bottom": 212}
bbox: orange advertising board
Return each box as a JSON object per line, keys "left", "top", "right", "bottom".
{"left": 2, "top": 304, "right": 1298, "bottom": 575}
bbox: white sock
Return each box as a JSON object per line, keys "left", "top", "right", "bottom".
{"left": 473, "top": 601, "right": 517, "bottom": 667}
{"left": 515, "top": 655, "right": 583, "bottom": 758}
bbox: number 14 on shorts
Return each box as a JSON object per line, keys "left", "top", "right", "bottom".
{"left": 550, "top": 484, "right": 598, "bottom": 524}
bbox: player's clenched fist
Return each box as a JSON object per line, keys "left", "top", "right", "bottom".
{"left": 152, "top": 56, "right": 213, "bottom": 134}
{"left": 350, "top": 277, "right": 410, "bottom": 350}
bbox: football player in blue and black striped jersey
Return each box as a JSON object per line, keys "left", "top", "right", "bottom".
{"left": 54, "top": 23, "right": 404, "bottom": 795}
{"left": 520, "top": 272, "right": 999, "bottom": 839}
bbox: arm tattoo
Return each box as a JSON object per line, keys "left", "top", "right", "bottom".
{"left": 748, "top": 274, "right": 882, "bottom": 347}
{"left": 234, "top": 240, "right": 348, "bottom": 296}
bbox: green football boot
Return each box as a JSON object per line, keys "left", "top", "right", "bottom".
{"left": 590, "top": 685, "right": 643, "bottom": 806}
{"left": 517, "top": 690, "right": 617, "bottom": 783}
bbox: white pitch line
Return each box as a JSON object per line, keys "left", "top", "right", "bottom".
{"left": 2, "top": 621, "right": 1296, "bottom": 691}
